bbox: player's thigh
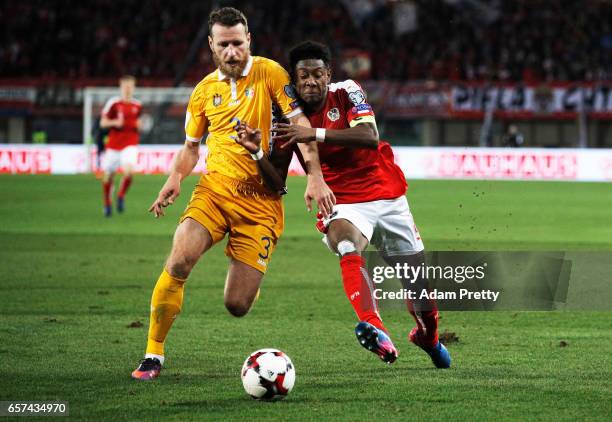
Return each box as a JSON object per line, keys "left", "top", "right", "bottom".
{"left": 179, "top": 183, "right": 229, "bottom": 247}
{"left": 374, "top": 196, "right": 424, "bottom": 256}
{"left": 223, "top": 258, "right": 264, "bottom": 316}
{"left": 225, "top": 222, "right": 280, "bottom": 275}
{"left": 120, "top": 145, "right": 138, "bottom": 174}
{"left": 166, "top": 217, "right": 214, "bottom": 278}
{"left": 326, "top": 218, "right": 369, "bottom": 254}
{"left": 224, "top": 194, "right": 283, "bottom": 274}
{"left": 102, "top": 149, "right": 120, "bottom": 175}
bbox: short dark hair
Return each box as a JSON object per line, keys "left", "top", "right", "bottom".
{"left": 289, "top": 41, "right": 331, "bottom": 74}
{"left": 208, "top": 7, "right": 248, "bottom": 35}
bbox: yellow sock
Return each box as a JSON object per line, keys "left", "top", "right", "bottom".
{"left": 146, "top": 269, "right": 186, "bottom": 357}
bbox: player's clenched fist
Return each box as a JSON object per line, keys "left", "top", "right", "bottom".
{"left": 149, "top": 173, "right": 181, "bottom": 218}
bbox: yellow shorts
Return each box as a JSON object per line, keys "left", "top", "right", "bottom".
{"left": 180, "top": 172, "right": 284, "bottom": 273}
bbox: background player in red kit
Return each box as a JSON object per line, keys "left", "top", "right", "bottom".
{"left": 100, "top": 75, "right": 142, "bottom": 217}
{"left": 273, "top": 41, "right": 451, "bottom": 368}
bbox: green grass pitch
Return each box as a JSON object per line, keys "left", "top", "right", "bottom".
{"left": 0, "top": 174, "right": 610, "bottom": 420}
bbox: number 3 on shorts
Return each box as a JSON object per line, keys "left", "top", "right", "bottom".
{"left": 259, "top": 236, "right": 272, "bottom": 260}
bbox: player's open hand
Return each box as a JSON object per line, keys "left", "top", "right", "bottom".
{"left": 149, "top": 174, "right": 181, "bottom": 218}
{"left": 272, "top": 123, "right": 315, "bottom": 148}
{"left": 305, "top": 175, "right": 336, "bottom": 218}
{"left": 234, "top": 122, "right": 262, "bottom": 154}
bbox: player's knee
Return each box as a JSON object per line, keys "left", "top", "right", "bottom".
{"left": 335, "top": 239, "right": 358, "bottom": 257}
{"left": 224, "top": 298, "right": 251, "bottom": 318}
{"left": 167, "top": 254, "right": 198, "bottom": 279}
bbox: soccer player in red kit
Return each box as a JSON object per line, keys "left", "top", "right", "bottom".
{"left": 272, "top": 41, "right": 451, "bottom": 368}
{"left": 100, "top": 75, "right": 142, "bottom": 217}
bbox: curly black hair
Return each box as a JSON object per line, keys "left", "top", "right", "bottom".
{"left": 288, "top": 40, "right": 331, "bottom": 76}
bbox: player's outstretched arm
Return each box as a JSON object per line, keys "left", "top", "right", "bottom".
{"left": 234, "top": 123, "right": 290, "bottom": 194}
{"left": 273, "top": 122, "right": 378, "bottom": 149}
{"left": 288, "top": 114, "right": 336, "bottom": 218}
{"left": 149, "top": 141, "right": 200, "bottom": 218}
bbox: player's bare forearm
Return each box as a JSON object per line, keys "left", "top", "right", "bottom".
{"left": 149, "top": 141, "right": 199, "bottom": 218}
{"left": 256, "top": 155, "right": 288, "bottom": 194}
{"left": 321, "top": 123, "right": 379, "bottom": 149}
{"left": 296, "top": 142, "right": 323, "bottom": 178}
{"left": 252, "top": 140, "right": 293, "bottom": 194}
{"left": 171, "top": 141, "right": 200, "bottom": 182}
{"left": 288, "top": 114, "right": 323, "bottom": 178}
{"left": 287, "top": 113, "right": 336, "bottom": 216}
{"left": 275, "top": 122, "right": 378, "bottom": 149}
{"left": 233, "top": 121, "right": 289, "bottom": 194}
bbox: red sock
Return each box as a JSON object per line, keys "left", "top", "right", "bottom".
{"left": 118, "top": 175, "right": 132, "bottom": 198}
{"left": 103, "top": 179, "right": 113, "bottom": 206}
{"left": 340, "top": 255, "right": 387, "bottom": 332}
{"left": 406, "top": 299, "right": 439, "bottom": 347}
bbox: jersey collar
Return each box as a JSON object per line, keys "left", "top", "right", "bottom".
{"left": 217, "top": 56, "right": 254, "bottom": 81}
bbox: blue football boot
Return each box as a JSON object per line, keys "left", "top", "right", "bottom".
{"left": 409, "top": 327, "right": 451, "bottom": 368}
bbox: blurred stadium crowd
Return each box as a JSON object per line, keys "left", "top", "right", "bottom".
{"left": 2, "top": 0, "right": 611, "bottom": 83}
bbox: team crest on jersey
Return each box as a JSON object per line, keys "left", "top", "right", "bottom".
{"left": 284, "top": 84, "right": 297, "bottom": 99}
{"left": 245, "top": 86, "right": 255, "bottom": 98}
{"left": 348, "top": 90, "right": 366, "bottom": 105}
{"left": 327, "top": 107, "right": 340, "bottom": 122}
{"left": 213, "top": 94, "right": 223, "bottom": 107}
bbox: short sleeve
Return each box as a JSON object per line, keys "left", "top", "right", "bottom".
{"left": 184, "top": 84, "right": 208, "bottom": 143}
{"left": 266, "top": 61, "right": 302, "bottom": 119}
{"left": 101, "top": 98, "right": 117, "bottom": 118}
{"left": 340, "top": 80, "right": 377, "bottom": 128}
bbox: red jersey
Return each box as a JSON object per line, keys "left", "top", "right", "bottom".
{"left": 101, "top": 97, "right": 142, "bottom": 150}
{"left": 305, "top": 80, "right": 407, "bottom": 204}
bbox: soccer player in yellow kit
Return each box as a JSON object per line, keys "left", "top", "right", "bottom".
{"left": 132, "top": 7, "right": 335, "bottom": 380}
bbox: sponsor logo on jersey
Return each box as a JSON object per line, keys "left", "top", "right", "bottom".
{"left": 348, "top": 90, "right": 366, "bottom": 105}
{"left": 245, "top": 86, "right": 255, "bottom": 98}
{"left": 213, "top": 94, "right": 223, "bottom": 107}
{"left": 284, "top": 84, "right": 298, "bottom": 99}
{"left": 327, "top": 107, "right": 340, "bottom": 121}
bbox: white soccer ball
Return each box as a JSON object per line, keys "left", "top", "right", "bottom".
{"left": 241, "top": 348, "right": 295, "bottom": 400}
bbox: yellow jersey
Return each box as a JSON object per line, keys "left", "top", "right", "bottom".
{"left": 184, "top": 56, "right": 301, "bottom": 185}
